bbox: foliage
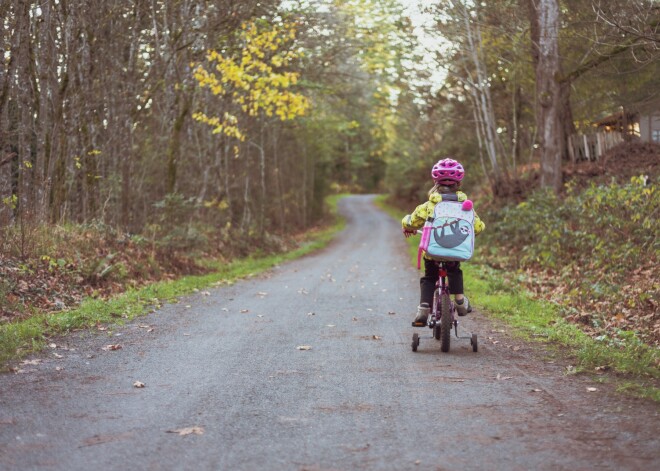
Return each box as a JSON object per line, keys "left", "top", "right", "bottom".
{"left": 192, "top": 20, "right": 310, "bottom": 141}
{"left": 493, "top": 176, "right": 657, "bottom": 271}
{"left": 483, "top": 176, "right": 659, "bottom": 346}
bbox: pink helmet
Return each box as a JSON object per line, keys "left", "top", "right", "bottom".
{"left": 431, "top": 158, "right": 465, "bottom": 183}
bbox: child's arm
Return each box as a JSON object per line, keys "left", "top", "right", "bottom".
{"left": 474, "top": 212, "right": 485, "bottom": 234}
{"left": 401, "top": 201, "right": 432, "bottom": 230}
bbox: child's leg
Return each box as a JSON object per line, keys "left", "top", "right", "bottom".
{"left": 413, "top": 259, "right": 438, "bottom": 325}
{"left": 420, "top": 258, "right": 439, "bottom": 306}
{"left": 446, "top": 262, "right": 464, "bottom": 297}
{"left": 447, "top": 262, "right": 470, "bottom": 315}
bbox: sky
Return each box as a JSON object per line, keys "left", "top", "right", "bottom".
{"left": 397, "top": 0, "right": 450, "bottom": 91}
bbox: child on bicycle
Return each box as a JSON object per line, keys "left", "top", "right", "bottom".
{"left": 401, "top": 158, "right": 485, "bottom": 326}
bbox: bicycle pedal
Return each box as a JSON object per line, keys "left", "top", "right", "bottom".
{"left": 411, "top": 321, "right": 427, "bottom": 327}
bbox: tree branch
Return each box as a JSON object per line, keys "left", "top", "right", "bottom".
{"left": 560, "top": 35, "right": 644, "bottom": 84}
{"left": 0, "top": 153, "right": 17, "bottom": 168}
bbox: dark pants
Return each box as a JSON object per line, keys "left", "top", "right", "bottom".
{"left": 420, "top": 258, "right": 463, "bottom": 306}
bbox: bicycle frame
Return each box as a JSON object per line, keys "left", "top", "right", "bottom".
{"left": 429, "top": 262, "right": 456, "bottom": 333}
{"left": 410, "top": 230, "right": 478, "bottom": 353}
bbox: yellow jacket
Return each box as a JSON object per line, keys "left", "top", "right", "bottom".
{"left": 401, "top": 191, "right": 485, "bottom": 234}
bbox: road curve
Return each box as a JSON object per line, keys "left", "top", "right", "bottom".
{"left": 1, "top": 195, "right": 658, "bottom": 470}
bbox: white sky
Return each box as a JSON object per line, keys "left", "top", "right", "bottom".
{"left": 280, "top": 0, "right": 450, "bottom": 92}
{"left": 397, "top": 0, "right": 450, "bottom": 91}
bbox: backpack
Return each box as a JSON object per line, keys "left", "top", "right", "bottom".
{"left": 417, "top": 194, "right": 475, "bottom": 268}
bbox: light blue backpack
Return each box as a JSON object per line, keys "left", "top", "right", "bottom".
{"left": 417, "top": 194, "right": 475, "bottom": 268}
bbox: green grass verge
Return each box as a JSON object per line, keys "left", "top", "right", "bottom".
{"left": 376, "top": 195, "right": 659, "bottom": 401}
{"left": 0, "top": 195, "right": 347, "bottom": 369}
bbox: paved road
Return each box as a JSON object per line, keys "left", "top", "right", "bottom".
{"left": 1, "top": 195, "right": 658, "bottom": 470}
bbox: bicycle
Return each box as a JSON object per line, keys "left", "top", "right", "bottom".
{"left": 410, "top": 259, "right": 478, "bottom": 354}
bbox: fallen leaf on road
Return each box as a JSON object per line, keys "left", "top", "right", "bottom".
{"left": 201, "top": 291, "right": 210, "bottom": 296}
{"left": 21, "top": 359, "right": 41, "bottom": 365}
{"left": 326, "top": 324, "right": 336, "bottom": 327}
{"left": 307, "top": 312, "right": 315, "bottom": 316}
{"left": 48, "top": 343, "right": 57, "bottom": 349}
{"left": 513, "top": 346, "right": 521, "bottom": 351}
{"left": 102, "top": 344, "right": 122, "bottom": 351}
{"left": 372, "top": 335, "right": 382, "bottom": 340}
{"left": 133, "top": 381, "right": 146, "bottom": 388}
{"left": 450, "top": 379, "right": 465, "bottom": 383}
{"left": 167, "top": 427, "right": 204, "bottom": 436}
{"left": 55, "top": 367, "right": 64, "bottom": 371}
{"left": 352, "top": 317, "right": 358, "bottom": 321}
{"left": 257, "top": 292, "right": 268, "bottom": 297}
{"left": 531, "top": 388, "right": 542, "bottom": 393}
{"left": 388, "top": 311, "right": 396, "bottom": 315}
{"left": 221, "top": 308, "right": 229, "bottom": 312}
{"left": 586, "top": 387, "right": 598, "bottom": 392}
{"left": 81, "top": 432, "right": 134, "bottom": 447}
{"left": 240, "top": 309, "right": 249, "bottom": 313}
{"left": 366, "top": 308, "right": 373, "bottom": 312}
{"left": 496, "top": 373, "right": 512, "bottom": 380}
{"left": 53, "top": 353, "right": 64, "bottom": 359}
{"left": 296, "top": 345, "right": 312, "bottom": 351}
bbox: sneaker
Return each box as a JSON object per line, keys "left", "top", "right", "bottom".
{"left": 412, "top": 303, "right": 430, "bottom": 327}
{"left": 455, "top": 296, "right": 471, "bottom": 316}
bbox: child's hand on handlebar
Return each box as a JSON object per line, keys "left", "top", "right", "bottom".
{"left": 402, "top": 228, "right": 416, "bottom": 238}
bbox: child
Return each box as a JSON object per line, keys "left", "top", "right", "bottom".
{"left": 401, "top": 158, "right": 485, "bottom": 326}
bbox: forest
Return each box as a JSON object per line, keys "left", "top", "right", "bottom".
{"left": 0, "top": 1, "right": 658, "bottom": 363}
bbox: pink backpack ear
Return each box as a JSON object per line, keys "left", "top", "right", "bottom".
{"left": 462, "top": 200, "right": 473, "bottom": 211}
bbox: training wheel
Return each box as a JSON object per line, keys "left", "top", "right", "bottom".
{"left": 471, "top": 333, "right": 478, "bottom": 352}
{"left": 412, "top": 333, "right": 419, "bottom": 352}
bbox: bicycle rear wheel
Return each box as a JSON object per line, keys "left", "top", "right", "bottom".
{"left": 440, "top": 293, "right": 452, "bottom": 352}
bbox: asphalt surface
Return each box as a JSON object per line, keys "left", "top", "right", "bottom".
{"left": 1, "top": 195, "right": 658, "bottom": 471}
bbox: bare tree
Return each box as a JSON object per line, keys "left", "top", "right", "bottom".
{"left": 529, "top": 0, "right": 563, "bottom": 192}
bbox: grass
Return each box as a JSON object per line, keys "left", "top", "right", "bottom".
{"left": 376, "top": 195, "right": 659, "bottom": 401}
{"left": 0, "top": 195, "right": 347, "bottom": 369}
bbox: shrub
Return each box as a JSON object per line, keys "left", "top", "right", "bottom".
{"left": 483, "top": 176, "right": 659, "bottom": 344}
{"left": 489, "top": 176, "right": 658, "bottom": 275}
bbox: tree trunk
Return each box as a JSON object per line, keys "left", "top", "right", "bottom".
{"left": 456, "top": 0, "right": 505, "bottom": 185}
{"left": 166, "top": 97, "right": 190, "bottom": 195}
{"left": 532, "top": 0, "right": 563, "bottom": 192}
